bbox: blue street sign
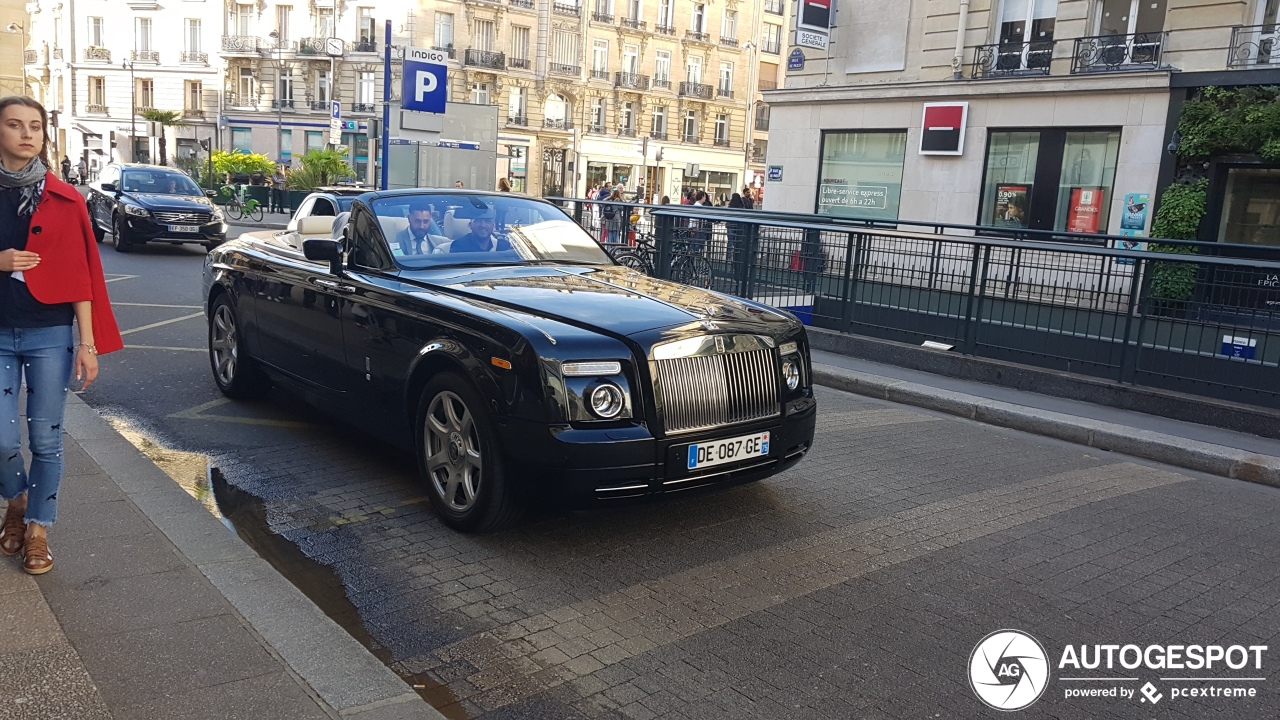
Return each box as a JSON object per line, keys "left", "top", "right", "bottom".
{"left": 331, "top": 100, "right": 341, "bottom": 120}
{"left": 402, "top": 47, "right": 448, "bottom": 114}
{"left": 788, "top": 48, "right": 805, "bottom": 70}
{"left": 767, "top": 165, "right": 784, "bottom": 182}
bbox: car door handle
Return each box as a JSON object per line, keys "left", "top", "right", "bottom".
{"left": 311, "top": 278, "right": 357, "bottom": 294}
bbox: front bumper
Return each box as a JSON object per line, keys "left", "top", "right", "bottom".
{"left": 120, "top": 215, "right": 227, "bottom": 244}
{"left": 498, "top": 395, "right": 817, "bottom": 503}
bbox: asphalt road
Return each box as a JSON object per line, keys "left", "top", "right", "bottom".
{"left": 82, "top": 228, "right": 1280, "bottom": 720}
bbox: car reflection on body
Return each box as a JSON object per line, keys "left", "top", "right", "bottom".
{"left": 202, "top": 190, "right": 816, "bottom": 531}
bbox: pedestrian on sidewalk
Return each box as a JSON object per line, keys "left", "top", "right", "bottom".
{"left": 271, "top": 164, "right": 287, "bottom": 214}
{"left": 0, "top": 96, "right": 123, "bottom": 576}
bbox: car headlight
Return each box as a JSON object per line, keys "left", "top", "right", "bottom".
{"left": 588, "top": 382, "right": 626, "bottom": 419}
{"left": 781, "top": 360, "right": 800, "bottom": 390}
{"left": 122, "top": 203, "right": 150, "bottom": 218}
{"left": 211, "top": 207, "right": 225, "bottom": 222}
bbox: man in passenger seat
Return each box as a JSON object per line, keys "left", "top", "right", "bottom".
{"left": 396, "top": 202, "right": 446, "bottom": 255}
{"left": 450, "top": 208, "right": 510, "bottom": 253}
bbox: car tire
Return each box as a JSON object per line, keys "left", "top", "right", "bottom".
{"left": 113, "top": 215, "right": 135, "bottom": 253}
{"left": 207, "top": 294, "right": 271, "bottom": 400}
{"left": 416, "top": 372, "right": 521, "bottom": 532}
{"left": 91, "top": 216, "right": 105, "bottom": 243}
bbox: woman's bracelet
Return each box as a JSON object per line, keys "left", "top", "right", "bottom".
{"left": 78, "top": 343, "right": 97, "bottom": 355}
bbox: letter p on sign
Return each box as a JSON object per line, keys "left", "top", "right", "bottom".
{"left": 401, "top": 50, "right": 448, "bottom": 114}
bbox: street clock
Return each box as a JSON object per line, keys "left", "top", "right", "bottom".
{"left": 326, "top": 37, "right": 345, "bottom": 57}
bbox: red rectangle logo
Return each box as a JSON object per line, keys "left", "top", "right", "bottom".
{"left": 923, "top": 105, "right": 965, "bottom": 131}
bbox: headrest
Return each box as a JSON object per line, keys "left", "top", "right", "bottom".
{"left": 297, "top": 216, "right": 334, "bottom": 236}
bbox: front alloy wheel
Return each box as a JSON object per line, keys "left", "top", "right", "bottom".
{"left": 424, "top": 391, "right": 484, "bottom": 513}
{"left": 207, "top": 296, "right": 270, "bottom": 399}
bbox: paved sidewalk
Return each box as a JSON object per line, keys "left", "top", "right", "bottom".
{"left": 0, "top": 395, "right": 443, "bottom": 720}
{"left": 814, "top": 350, "right": 1280, "bottom": 487}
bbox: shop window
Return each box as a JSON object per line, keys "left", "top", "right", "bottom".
{"left": 1218, "top": 168, "right": 1280, "bottom": 246}
{"left": 816, "top": 130, "right": 907, "bottom": 221}
{"left": 1055, "top": 131, "right": 1120, "bottom": 234}
{"left": 979, "top": 128, "right": 1120, "bottom": 233}
{"left": 981, "top": 132, "right": 1040, "bottom": 229}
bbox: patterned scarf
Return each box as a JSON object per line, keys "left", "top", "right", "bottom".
{"left": 0, "top": 157, "right": 48, "bottom": 218}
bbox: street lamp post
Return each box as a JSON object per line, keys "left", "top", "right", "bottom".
{"left": 6, "top": 23, "right": 27, "bottom": 96}
{"left": 268, "top": 30, "right": 283, "bottom": 163}
{"left": 121, "top": 59, "right": 136, "bottom": 161}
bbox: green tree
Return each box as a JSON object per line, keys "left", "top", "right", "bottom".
{"left": 138, "top": 109, "right": 188, "bottom": 166}
{"left": 211, "top": 150, "right": 276, "bottom": 179}
{"left": 286, "top": 149, "right": 355, "bottom": 190}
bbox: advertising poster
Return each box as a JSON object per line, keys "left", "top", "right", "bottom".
{"left": 1067, "top": 187, "right": 1106, "bottom": 235}
{"left": 818, "top": 182, "right": 889, "bottom": 212}
{"left": 992, "top": 184, "right": 1031, "bottom": 228}
{"left": 1120, "top": 192, "right": 1150, "bottom": 238}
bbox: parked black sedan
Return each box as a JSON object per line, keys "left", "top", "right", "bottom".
{"left": 203, "top": 190, "right": 816, "bottom": 531}
{"left": 87, "top": 163, "right": 227, "bottom": 252}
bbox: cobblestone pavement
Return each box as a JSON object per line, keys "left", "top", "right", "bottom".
{"left": 87, "top": 244, "right": 1280, "bottom": 719}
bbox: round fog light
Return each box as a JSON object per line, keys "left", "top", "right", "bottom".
{"left": 589, "top": 383, "right": 625, "bottom": 419}
{"left": 782, "top": 360, "right": 800, "bottom": 390}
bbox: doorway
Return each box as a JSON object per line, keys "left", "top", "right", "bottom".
{"left": 542, "top": 147, "right": 567, "bottom": 198}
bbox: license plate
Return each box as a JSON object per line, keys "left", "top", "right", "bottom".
{"left": 168, "top": 225, "right": 199, "bottom": 233}
{"left": 686, "top": 431, "right": 770, "bottom": 471}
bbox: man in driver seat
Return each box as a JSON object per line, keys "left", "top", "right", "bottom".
{"left": 396, "top": 202, "right": 446, "bottom": 255}
{"left": 450, "top": 208, "right": 511, "bottom": 253}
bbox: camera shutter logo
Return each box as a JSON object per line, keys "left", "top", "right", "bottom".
{"left": 969, "top": 630, "right": 1050, "bottom": 711}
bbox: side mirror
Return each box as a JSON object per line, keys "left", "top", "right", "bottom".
{"left": 205, "top": 189, "right": 216, "bottom": 199}
{"left": 303, "top": 238, "right": 343, "bottom": 274}
{"left": 101, "top": 182, "right": 117, "bottom": 193}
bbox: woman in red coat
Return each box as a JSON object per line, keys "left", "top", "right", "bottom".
{"left": 0, "top": 96, "right": 122, "bottom": 575}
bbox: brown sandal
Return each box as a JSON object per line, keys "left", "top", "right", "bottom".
{"left": 0, "top": 504, "right": 23, "bottom": 556}
{"left": 22, "top": 534, "right": 52, "bottom": 575}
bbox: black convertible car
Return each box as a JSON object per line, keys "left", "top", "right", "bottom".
{"left": 203, "top": 190, "right": 816, "bottom": 531}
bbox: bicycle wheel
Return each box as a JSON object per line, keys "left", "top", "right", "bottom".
{"left": 671, "top": 254, "right": 713, "bottom": 287}
{"left": 226, "top": 200, "right": 243, "bottom": 221}
{"left": 247, "top": 204, "right": 264, "bottom": 222}
{"left": 608, "top": 247, "right": 654, "bottom": 276}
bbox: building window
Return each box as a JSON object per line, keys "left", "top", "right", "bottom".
{"left": 509, "top": 87, "right": 527, "bottom": 118}
{"left": 762, "top": 23, "right": 781, "bottom": 54}
{"left": 232, "top": 5, "right": 252, "bottom": 36}
{"left": 627, "top": 0, "right": 641, "bottom": 21}
{"left": 719, "top": 62, "right": 733, "bottom": 92}
{"left": 358, "top": 72, "right": 375, "bottom": 104}
{"left": 654, "top": 50, "right": 671, "bottom": 82}
{"left": 279, "top": 67, "right": 294, "bottom": 101}
{"left": 89, "top": 77, "right": 106, "bottom": 106}
{"left": 306, "top": 130, "right": 325, "bottom": 152}
{"left": 1218, "top": 168, "right": 1280, "bottom": 245}
{"left": 653, "top": 105, "right": 666, "bottom": 135}
{"left": 280, "top": 129, "right": 293, "bottom": 162}
{"left": 592, "top": 39, "right": 609, "bottom": 72}
{"left": 317, "top": 70, "right": 329, "bottom": 102}
{"left": 187, "top": 81, "right": 202, "bottom": 111}
{"left": 87, "top": 17, "right": 104, "bottom": 47}
{"left": 657, "top": 0, "right": 673, "bottom": 27}
{"left": 715, "top": 113, "right": 728, "bottom": 143}
{"left": 232, "top": 127, "right": 253, "bottom": 153}
{"left": 552, "top": 30, "right": 580, "bottom": 66}
{"left": 185, "top": 19, "right": 202, "bottom": 53}
{"left": 513, "top": 26, "right": 530, "bottom": 61}
{"left": 1097, "top": 0, "right": 1167, "bottom": 37}
{"left": 314, "top": 7, "right": 334, "bottom": 38}
{"left": 434, "top": 12, "right": 454, "bottom": 49}
{"left": 138, "top": 79, "right": 154, "bottom": 108}
{"left": 817, "top": 131, "right": 908, "bottom": 221}
{"left": 686, "top": 56, "right": 703, "bottom": 83}
{"left": 622, "top": 101, "right": 635, "bottom": 132}
{"left": 135, "top": 18, "right": 153, "bottom": 52}
{"left": 471, "top": 82, "right": 490, "bottom": 104}
{"left": 721, "top": 9, "right": 737, "bottom": 39}
{"left": 623, "top": 44, "right": 639, "bottom": 74}
{"left": 475, "top": 19, "right": 496, "bottom": 52}
{"left": 358, "top": 7, "right": 375, "bottom": 43}
{"left": 978, "top": 128, "right": 1121, "bottom": 233}
{"left": 276, "top": 6, "right": 292, "bottom": 41}
{"left": 591, "top": 97, "right": 605, "bottom": 131}
{"left": 238, "top": 67, "right": 255, "bottom": 100}
{"left": 996, "top": 0, "right": 1057, "bottom": 71}
{"left": 683, "top": 110, "right": 697, "bottom": 141}
{"left": 692, "top": 4, "right": 705, "bottom": 32}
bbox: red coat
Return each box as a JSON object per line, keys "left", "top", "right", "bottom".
{"left": 22, "top": 173, "right": 123, "bottom": 354}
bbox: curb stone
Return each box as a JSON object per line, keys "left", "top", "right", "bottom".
{"left": 814, "top": 364, "right": 1280, "bottom": 489}
{"left": 62, "top": 393, "right": 445, "bottom": 720}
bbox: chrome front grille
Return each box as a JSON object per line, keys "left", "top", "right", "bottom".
{"left": 153, "top": 211, "right": 211, "bottom": 225}
{"left": 654, "top": 342, "right": 780, "bottom": 434}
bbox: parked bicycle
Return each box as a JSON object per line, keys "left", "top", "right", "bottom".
{"left": 606, "top": 229, "right": 713, "bottom": 288}
{"left": 219, "top": 185, "right": 264, "bottom": 222}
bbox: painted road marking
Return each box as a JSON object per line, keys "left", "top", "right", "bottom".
{"left": 104, "top": 274, "right": 139, "bottom": 283}
{"left": 120, "top": 312, "right": 205, "bottom": 336}
{"left": 168, "top": 397, "right": 318, "bottom": 429}
{"left": 115, "top": 303, "right": 203, "bottom": 309}
{"left": 124, "top": 345, "right": 204, "bottom": 353}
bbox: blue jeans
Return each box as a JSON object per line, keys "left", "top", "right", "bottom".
{"left": 0, "top": 325, "right": 74, "bottom": 527}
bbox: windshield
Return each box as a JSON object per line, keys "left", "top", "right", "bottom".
{"left": 372, "top": 194, "right": 613, "bottom": 269}
{"left": 122, "top": 170, "right": 203, "bottom": 197}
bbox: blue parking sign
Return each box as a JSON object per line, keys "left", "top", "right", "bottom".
{"left": 402, "top": 48, "right": 448, "bottom": 114}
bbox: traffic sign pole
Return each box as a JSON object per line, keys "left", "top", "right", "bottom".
{"left": 381, "top": 19, "right": 391, "bottom": 190}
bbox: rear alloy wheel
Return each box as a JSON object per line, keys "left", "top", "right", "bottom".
{"left": 417, "top": 373, "right": 520, "bottom": 532}
{"left": 208, "top": 295, "right": 271, "bottom": 399}
{"left": 113, "top": 215, "right": 135, "bottom": 253}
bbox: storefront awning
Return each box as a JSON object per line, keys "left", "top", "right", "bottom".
{"left": 73, "top": 124, "right": 102, "bottom": 137}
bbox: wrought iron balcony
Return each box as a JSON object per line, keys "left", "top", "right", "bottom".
{"left": 717, "top": 85, "right": 734, "bottom": 99}
{"left": 652, "top": 77, "right": 672, "bottom": 90}
{"left": 587, "top": 68, "right": 607, "bottom": 80}
{"left": 549, "top": 62, "right": 580, "bottom": 76}
{"left": 509, "top": 57, "right": 530, "bottom": 69}
{"left": 764, "top": 0, "right": 784, "bottom": 15}
{"left": 679, "top": 81, "right": 713, "bottom": 99}
{"left": 299, "top": 37, "right": 328, "bottom": 55}
{"left": 762, "top": 40, "right": 781, "bottom": 54}
{"left": 23, "top": 49, "right": 37, "bottom": 64}
{"left": 464, "top": 49, "right": 506, "bottom": 69}
{"left": 589, "top": 123, "right": 606, "bottom": 133}
{"left": 508, "top": 115, "right": 528, "bottom": 126}
{"left": 432, "top": 46, "right": 456, "bottom": 59}
{"left": 180, "top": 51, "right": 209, "bottom": 64}
{"left": 685, "top": 30, "right": 711, "bottom": 43}
{"left": 544, "top": 118, "right": 574, "bottom": 130}
{"left": 509, "top": 0, "right": 535, "bottom": 8}
{"left": 592, "top": 12, "right": 614, "bottom": 23}
{"left": 352, "top": 103, "right": 376, "bottom": 113}
{"left": 85, "top": 104, "right": 109, "bottom": 115}
{"left": 553, "top": 2, "right": 581, "bottom": 17}
{"left": 757, "top": 78, "right": 777, "bottom": 91}
{"left": 221, "top": 36, "right": 259, "bottom": 53}
{"left": 751, "top": 147, "right": 767, "bottom": 164}
{"left": 971, "top": 40, "right": 1055, "bottom": 78}
{"left": 619, "top": 127, "right": 637, "bottom": 138}
{"left": 720, "top": 37, "right": 738, "bottom": 48}
{"left": 621, "top": 18, "right": 646, "bottom": 31}
{"left": 1227, "top": 24, "right": 1280, "bottom": 68}
{"left": 650, "top": 130, "right": 667, "bottom": 141}
{"left": 310, "top": 100, "right": 330, "bottom": 111}
{"left": 272, "top": 99, "right": 295, "bottom": 109}
{"left": 183, "top": 108, "right": 205, "bottom": 119}
{"left": 682, "top": 133, "right": 700, "bottom": 144}
{"left": 134, "top": 106, "right": 157, "bottom": 116}
{"left": 615, "top": 72, "right": 649, "bottom": 89}
{"left": 655, "top": 24, "right": 675, "bottom": 36}
{"left": 754, "top": 116, "right": 770, "bottom": 132}
{"left": 1071, "top": 32, "right": 1166, "bottom": 73}
{"left": 352, "top": 40, "right": 378, "bottom": 53}
{"left": 132, "top": 50, "right": 159, "bottom": 62}
{"left": 84, "top": 46, "right": 111, "bottom": 62}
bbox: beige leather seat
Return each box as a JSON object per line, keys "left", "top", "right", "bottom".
{"left": 443, "top": 209, "right": 472, "bottom": 240}
{"left": 378, "top": 216, "right": 410, "bottom": 245}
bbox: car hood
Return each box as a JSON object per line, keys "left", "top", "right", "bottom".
{"left": 128, "top": 193, "right": 216, "bottom": 212}
{"left": 401, "top": 265, "right": 798, "bottom": 337}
